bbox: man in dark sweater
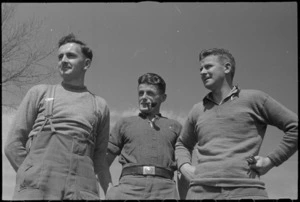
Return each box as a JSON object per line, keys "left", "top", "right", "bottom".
{"left": 175, "top": 48, "right": 298, "bottom": 199}
{"left": 5, "top": 34, "right": 110, "bottom": 200}
{"left": 104, "top": 73, "right": 182, "bottom": 199}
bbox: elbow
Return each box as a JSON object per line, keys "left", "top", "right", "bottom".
{"left": 4, "top": 143, "right": 12, "bottom": 159}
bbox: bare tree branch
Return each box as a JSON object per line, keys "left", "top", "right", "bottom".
{"left": 2, "top": 3, "right": 57, "bottom": 108}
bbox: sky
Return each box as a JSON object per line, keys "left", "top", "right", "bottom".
{"left": 2, "top": 2, "right": 298, "bottom": 199}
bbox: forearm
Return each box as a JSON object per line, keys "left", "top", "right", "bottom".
{"left": 263, "top": 95, "right": 298, "bottom": 166}
{"left": 96, "top": 163, "right": 112, "bottom": 194}
{"left": 96, "top": 151, "right": 116, "bottom": 194}
{"left": 179, "top": 163, "right": 196, "bottom": 181}
{"left": 4, "top": 87, "right": 39, "bottom": 171}
{"left": 5, "top": 141, "right": 28, "bottom": 172}
{"left": 175, "top": 139, "right": 193, "bottom": 169}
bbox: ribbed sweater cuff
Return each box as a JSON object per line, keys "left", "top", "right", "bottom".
{"left": 266, "top": 153, "right": 282, "bottom": 167}
{"left": 178, "top": 159, "right": 192, "bottom": 171}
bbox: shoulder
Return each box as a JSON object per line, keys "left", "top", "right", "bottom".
{"left": 182, "top": 102, "right": 205, "bottom": 123}
{"left": 93, "top": 95, "right": 108, "bottom": 107}
{"left": 27, "top": 84, "right": 49, "bottom": 94}
{"left": 239, "top": 89, "right": 269, "bottom": 103}
{"left": 162, "top": 117, "right": 182, "bottom": 127}
{"left": 193, "top": 101, "right": 205, "bottom": 110}
{"left": 162, "top": 117, "right": 182, "bottom": 133}
{"left": 21, "top": 84, "right": 55, "bottom": 107}
{"left": 25, "top": 84, "right": 52, "bottom": 100}
{"left": 190, "top": 102, "right": 205, "bottom": 115}
{"left": 92, "top": 95, "right": 110, "bottom": 115}
{"left": 240, "top": 89, "right": 268, "bottom": 97}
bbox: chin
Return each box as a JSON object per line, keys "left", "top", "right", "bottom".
{"left": 140, "top": 109, "right": 149, "bottom": 113}
{"left": 203, "top": 82, "right": 214, "bottom": 89}
{"left": 139, "top": 108, "right": 150, "bottom": 114}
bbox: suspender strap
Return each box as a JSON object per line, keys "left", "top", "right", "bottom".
{"left": 45, "top": 85, "right": 56, "bottom": 118}
{"left": 27, "top": 85, "right": 56, "bottom": 152}
{"left": 39, "top": 85, "right": 56, "bottom": 133}
{"left": 91, "top": 93, "right": 99, "bottom": 137}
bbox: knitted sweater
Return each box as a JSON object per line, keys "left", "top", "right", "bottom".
{"left": 175, "top": 88, "right": 298, "bottom": 188}
{"left": 5, "top": 82, "right": 110, "bottom": 174}
{"left": 108, "top": 114, "right": 182, "bottom": 171}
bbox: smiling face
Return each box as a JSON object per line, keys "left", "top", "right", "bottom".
{"left": 57, "top": 43, "right": 90, "bottom": 83}
{"left": 199, "top": 55, "right": 230, "bottom": 91}
{"left": 138, "top": 84, "right": 166, "bottom": 115}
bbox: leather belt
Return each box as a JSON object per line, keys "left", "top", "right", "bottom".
{"left": 121, "top": 165, "right": 174, "bottom": 179}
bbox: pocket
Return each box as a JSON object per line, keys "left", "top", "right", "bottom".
{"left": 18, "top": 161, "right": 43, "bottom": 191}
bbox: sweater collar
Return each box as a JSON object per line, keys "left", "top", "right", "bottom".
{"left": 138, "top": 112, "right": 162, "bottom": 119}
{"left": 61, "top": 82, "right": 87, "bottom": 91}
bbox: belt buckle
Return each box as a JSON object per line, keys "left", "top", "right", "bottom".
{"left": 143, "top": 166, "right": 155, "bottom": 175}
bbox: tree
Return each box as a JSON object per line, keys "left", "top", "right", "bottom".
{"left": 2, "top": 3, "right": 57, "bottom": 108}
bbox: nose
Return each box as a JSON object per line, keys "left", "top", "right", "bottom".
{"left": 61, "top": 55, "right": 68, "bottom": 63}
{"left": 200, "top": 67, "right": 207, "bottom": 75}
{"left": 141, "top": 92, "right": 147, "bottom": 99}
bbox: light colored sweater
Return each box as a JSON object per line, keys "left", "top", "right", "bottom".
{"left": 175, "top": 88, "right": 298, "bottom": 188}
{"left": 5, "top": 82, "right": 110, "bottom": 174}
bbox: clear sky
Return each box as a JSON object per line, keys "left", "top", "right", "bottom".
{"left": 3, "top": 2, "right": 298, "bottom": 199}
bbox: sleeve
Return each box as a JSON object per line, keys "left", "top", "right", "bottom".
{"left": 258, "top": 93, "right": 298, "bottom": 166}
{"left": 175, "top": 120, "right": 183, "bottom": 138}
{"left": 93, "top": 102, "right": 110, "bottom": 175}
{"left": 107, "top": 119, "right": 125, "bottom": 155}
{"left": 4, "top": 86, "right": 40, "bottom": 172}
{"left": 175, "top": 104, "right": 199, "bottom": 170}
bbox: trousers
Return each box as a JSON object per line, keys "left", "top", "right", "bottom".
{"left": 13, "top": 131, "right": 100, "bottom": 200}
{"left": 106, "top": 175, "right": 178, "bottom": 200}
{"left": 186, "top": 185, "right": 269, "bottom": 199}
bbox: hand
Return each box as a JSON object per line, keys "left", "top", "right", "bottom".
{"left": 107, "top": 182, "right": 113, "bottom": 193}
{"left": 248, "top": 156, "right": 275, "bottom": 177}
{"left": 180, "top": 163, "right": 196, "bottom": 182}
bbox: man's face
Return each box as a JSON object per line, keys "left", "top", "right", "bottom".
{"left": 138, "top": 84, "right": 165, "bottom": 114}
{"left": 57, "top": 43, "right": 88, "bottom": 82}
{"left": 199, "top": 55, "right": 227, "bottom": 90}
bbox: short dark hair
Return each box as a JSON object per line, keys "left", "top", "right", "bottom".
{"left": 199, "top": 48, "right": 236, "bottom": 79}
{"left": 58, "top": 33, "right": 93, "bottom": 61}
{"left": 138, "top": 73, "right": 166, "bottom": 94}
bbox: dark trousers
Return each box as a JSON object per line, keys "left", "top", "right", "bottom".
{"left": 106, "top": 175, "right": 178, "bottom": 200}
{"left": 186, "top": 185, "right": 268, "bottom": 199}
{"left": 13, "top": 131, "right": 100, "bottom": 200}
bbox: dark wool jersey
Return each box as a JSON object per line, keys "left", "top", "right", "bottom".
{"left": 108, "top": 113, "right": 182, "bottom": 172}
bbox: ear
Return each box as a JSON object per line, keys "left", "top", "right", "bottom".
{"left": 224, "top": 62, "right": 232, "bottom": 75}
{"left": 83, "top": 58, "right": 91, "bottom": 71}
{"left": 161, "top": 93, "right": 167, "bottom": 103}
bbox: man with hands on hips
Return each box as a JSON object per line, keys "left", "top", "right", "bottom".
{"left": 175, "top": 48, "right": 298, "bottom": 199}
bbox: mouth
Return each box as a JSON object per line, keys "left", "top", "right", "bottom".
{"left": 202, "top": 77, "right": 210, "bottom": 82}
{"left": 60, "top": 64, "right": 72, "bottom": 71}
{"left": 140, "top": 102, "right": 150, "bottom": 106}
{"left": 140, "top": 100, "right": 152, "bottom": 109}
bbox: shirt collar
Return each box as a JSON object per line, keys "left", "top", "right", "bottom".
{"left": 139, "top": 112, "right": 162, "bottom": 119}
{"left": 203, "top": 85, "right": 240, "bottom": 104}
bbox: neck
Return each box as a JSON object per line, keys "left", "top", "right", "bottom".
{"left": 62, "top": 77, "right": 85, "bottom": 88}
{"left": 141, "top": 109, "right": 161, "bottom": 120}
{"left": 211, "top": 83, "right": 234, "bottom": 104}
